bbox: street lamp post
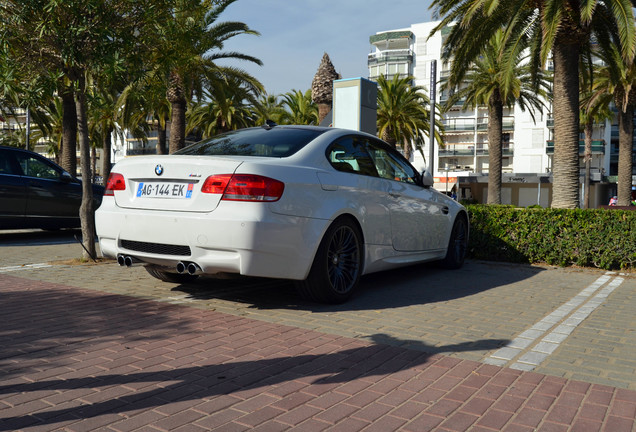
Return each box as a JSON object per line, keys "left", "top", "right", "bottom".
{"left": 429, "top": 60, "right": 437, "bottom": 176}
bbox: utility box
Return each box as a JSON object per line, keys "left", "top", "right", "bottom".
{"left": 333, "top": 78, "right": 377, "bottom": 135}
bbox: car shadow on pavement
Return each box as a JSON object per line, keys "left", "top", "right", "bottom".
{"left": 0, "top": 329, "right": 510, "bottom": 431}
{"left": 172, "top": 260, "right": 545, "bottom": 312}
{"left": 0, "top": 228, "right": 82, "bottom": 247}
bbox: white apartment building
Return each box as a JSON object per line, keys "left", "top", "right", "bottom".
{"left": 369, "top": 21, "right": 622, "bottom": 207}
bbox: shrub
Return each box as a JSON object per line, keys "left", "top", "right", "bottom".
{"left": 466, "top": 205, "right": 636, "bottom": 270}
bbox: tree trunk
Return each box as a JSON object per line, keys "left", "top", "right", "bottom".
{"left": 91, "top": 145, "right": 96, "bottom": 183}
{"left": 169, "top": 100, "right": 186, "bottom": 153}
{"left": 381, "top": 128, "right": 397, "bottom": 149}
{"left": 617, "top": 107, "right": 634, "bottom": 206}
{"left": 583, "top": 120, "right": 593, "bottom": 209}
{"left": 318, "top": 103, "right": 331, "bottom": 125}
{"left": 102, "top": 125, "right": 113, "bottom": 184}
{"left": 167, "top": 71, "right": 186, "bottom": 154}
{"left": 156, "top": 120, "right": 167, "bottom": 155}
{"left": 402, "top": 137, "right": 413, "bottom": 161}
{"left": 551, "top": 40, "right": 581, "bottom": 209}
{"left": 75, "top": 74, "right": 96, "bottom": 260}
{"left": 487, "top": 92, "right": 503, "bottom": 205}
{"left": 61, "top": 87, "right": 77, "bottom": 176}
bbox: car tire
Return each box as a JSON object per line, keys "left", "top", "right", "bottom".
{"left": 145, "top": 266, "right": 199, "bottom": 283}
{"left": 295, "top": 217, "right": 363, "bottom": 304}
{"left": 441, "top": 215, "right": 468, "bottom": 269}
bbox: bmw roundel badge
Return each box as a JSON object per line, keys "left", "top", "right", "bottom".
{"left": 155, "top": 164, "right": 164, "bottom": 176}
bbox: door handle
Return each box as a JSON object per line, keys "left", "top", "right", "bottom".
{"left": 389, "top": 192, "right": 401, "bottom": 198}
{"left": 442, "top": 206, "right": 450, "bottom": 214}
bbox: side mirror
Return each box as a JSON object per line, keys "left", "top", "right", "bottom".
{"left": 60, "top": 171, "right": 74, "bottom": 183}
{"left": 421, "top": 170, "right": 434, "bottom": 187}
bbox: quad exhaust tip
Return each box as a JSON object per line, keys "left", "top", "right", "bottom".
{"left": 176, "top": 261, "right": 202, "bottom": 275}
{"left": 117, "top": 254, "right": 141, "bottom": 267}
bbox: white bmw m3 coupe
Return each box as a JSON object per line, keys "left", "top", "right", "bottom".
{"left": 96, "top": 124, "right": 468, "bottom": 303}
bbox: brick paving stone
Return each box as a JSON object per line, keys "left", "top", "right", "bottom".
{"left": 289, "top": 418, "right": 330, "bottom": 431}
{"left": 350, "top": 401, "right": 392, "bottom": 423}
{"left": 474, "top": 408, "right": 514, "bottom": 430}
{"left": 402, "top": 412, "right": 445, "bottom": 432}
{"left": 439, "top": 411, "right": 480, "bottom": 431}
{"left": 511, "top": 407, "right": 547, "bottom": 428}
{"left": 570, "top": 418, "right": 603, "bottom": 432}
{"left": 109, "top": 410, "right": 167, "bottom": 432}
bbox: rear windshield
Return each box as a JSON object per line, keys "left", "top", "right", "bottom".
{"left": 175, "top": 127, "right": 326, "bottom": 157}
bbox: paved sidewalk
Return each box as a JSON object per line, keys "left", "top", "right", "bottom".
{"left": 2, "top": 273, "right": 636, "bottom": 431}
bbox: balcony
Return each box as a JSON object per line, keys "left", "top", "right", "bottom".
{"left": 439, "top": 90, "right": 465, "bottom": 107}
{"left": 367, "top": 49, "right": 413, "bottom": 65}
{"left": 369, "top": 31, "right": 413, "bottom": 49}
{"left": 1, "top": 122, "right": 20, "bottom": 132}
{"left": 442, "top": 117, "right": 514, "bottom": 133}
{"left": 439, "top": 143, "right": 514, "bottom": 157}
{"left": 545, "top": 140, "right": 605, "bottom": 154}
{"left": 442, "top": 119, "right": 475, "bottom": 133}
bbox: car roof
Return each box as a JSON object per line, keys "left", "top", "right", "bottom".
{"left": 0, "top": 145, "right": 39, "bottom": 154}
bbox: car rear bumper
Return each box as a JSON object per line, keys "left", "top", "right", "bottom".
{"left": 96, "top": 201, "right": 328, "bottom": 280}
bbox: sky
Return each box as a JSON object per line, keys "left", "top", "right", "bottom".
{"left": 218, "top": 0, "right": 434, "bottom": 96}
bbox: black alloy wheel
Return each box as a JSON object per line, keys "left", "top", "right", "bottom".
{"left": 441, "top": 215, "right": 468, "bottom": 269}
{"left": 295, "top": 217, "right": 363, "bottom": 304}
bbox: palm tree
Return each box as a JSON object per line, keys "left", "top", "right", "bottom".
{"left": 280, "top": 90, "right": 319, "bottom": 125}
{"left": 187, "top": 76, "right": 261, "bottom": 138}
{"left": 430, "top": 0, "right": 636, "bottom": 208}
{"left": 252, "top": 93, "right": 286, "bottom": 126}
{"left": 443, "top": 30, "right": 548, "bottom": 204}
{"left": 578, "top": 55, "right": 613, "bottom": 209}
{"left": 376, "top": 74, "right": 443, "bottom": 162}
{"left": 0, "top": 52, "right": 56, "bottom": 151}
{"left": 30, "top": 96, "right": 64, "bottom": 161}
{"left": 311, "top": 53, "right": 341, "bottom": 124}
{"left": 118, "top": 73, "right": 170, "bottom": 155}
{"left": 154, "top": 0, "right": 262, "bottom": 153}
{"left": 587, "top": 45, "right": 636, "bottom": 207}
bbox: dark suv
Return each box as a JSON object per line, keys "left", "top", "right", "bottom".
{"left": 0, "top": 146, "right": 104, "bottom": 230}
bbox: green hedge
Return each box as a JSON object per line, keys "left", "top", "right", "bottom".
{"left": 466, "top": 205, "right": 636, "bottom": 270}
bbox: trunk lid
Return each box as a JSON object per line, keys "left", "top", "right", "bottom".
{"left": 112, "top": 155, "right": 243, "bottom": 212}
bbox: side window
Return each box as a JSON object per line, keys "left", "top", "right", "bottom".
{"left": 0, "top": 151, "right": 18, "bottom": 175}
{"left": 367, "top": 140, "right": 419, "bottom": 185}
{"left": 326, "top": 137, "right": 378, "bottom": 177}
{"left": 16, "top": 154, "right": 61, "bottom": 180}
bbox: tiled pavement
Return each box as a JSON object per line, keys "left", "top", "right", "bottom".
{"left": 2, "top": 230, "right": 636, "bottom": 431}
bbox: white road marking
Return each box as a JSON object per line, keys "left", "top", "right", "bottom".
{"left": 0, "top": 263, "right": 53, "bottom": 273}
{"left": 485, "top": 273, "right": 624, "bottom": 371}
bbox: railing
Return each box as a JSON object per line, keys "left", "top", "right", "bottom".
{"left": 0, "top": 123, "right": 20, "bottom": 131}
{"left": 476, "top": 117, "right": 514, "bottom": 131}
{"left": 442, "top": 119, "right": 475, "bottom": 132}
{"left": 439, "top": 143, "right": 514, "bottom": 156}
{"left": 443, "top": 117, "right": 514, "bottom": 133}
{"left": 439, "top": 91, "right": 466, "bottom": 107}
{"left": 545, "top": 140, "right": 605, "bottom": 154}
{"left": 367, "top": 49, "right": 413, "bottom": 64}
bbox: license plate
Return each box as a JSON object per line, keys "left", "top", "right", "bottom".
{"left": 136, "top": 182, "right": 194, "bottom": 199}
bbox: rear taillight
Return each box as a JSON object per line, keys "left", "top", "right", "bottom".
{"left": 104, "top": 173, "right": 126, "bottom": 196}
{"left": 201, "top": 174, "right": 284, "bottom": 202}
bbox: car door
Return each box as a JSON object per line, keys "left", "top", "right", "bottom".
{"left": 0, "top": 148, "right": 27, "bottom": 228}
{"left": 366, "top": 139, "right": 450, "bottom": 252}
{"left": 325, "top": 136, "right": 392, "bottom": 247}
{"left": 15, "top": 151, "right": 82, "bottom": 220}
